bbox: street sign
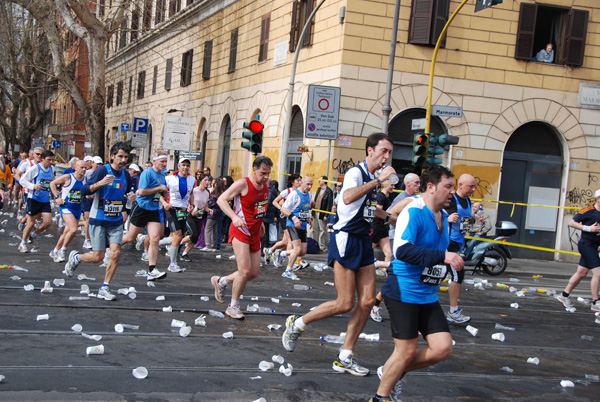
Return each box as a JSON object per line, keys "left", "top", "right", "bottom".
{"left": 52, "top": 140, "right": 62, "bottom": 149}
{"left": 132, "top": 132, "right": 147, "bottom": 148}
{"left": 163, "top": 116, "right": 192, "bottom": 151}
{"left": 411, "top": 118, "right": 426, "bottom": 130}
{"left": 179, "top": 151, "right": 202, "bottom": 161}
{"left": 305, "top": 85, "right": 341, "bottom": 140}
{"left": 432, "top": 105, "right": 463, "bottom": 118}
{"left": 133, "top": 118, "right": 149, "bottom": 133}
{"left": 120, "top": 123, "right": 130, "bottom": 133}
{"left": 84, "top": 142, "right": 91, "bottom": 149}
{"left": 67, "top": 138, "right": 74, "bottom": 146}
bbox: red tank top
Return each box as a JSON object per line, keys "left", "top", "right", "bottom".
{"left": 232, "top": 176, "right": 270, "bottom": 235}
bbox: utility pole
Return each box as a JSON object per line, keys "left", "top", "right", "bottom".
{"left": 381, "top": 0, "right": 402, "bottom": 134}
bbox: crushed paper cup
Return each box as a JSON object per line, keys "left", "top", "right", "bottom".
{"left": 272, "top": 354, "right": 284, "bottom": 364}
{"left": 222, "top": 331, "right": 234, "bottom": 339}
{"left": 267, "top": 324, "right": 281, "bottom": 330}
{"left": 179, "top": 326, "right": 192, "bottom": 337}
{"left": 171, "top": 319, "right": 186, "bottom": 328}
{"left": 132, "top": 366, "right": 148, "bottom": 379}
{"left": 194, "top": 315, "right": 206, "bottom": 327}
{"left": 200, "top": 296, "right": 209, "bottom": 301}
{"left": 71, "top": 324, "right": 83, "bottom": 332}
{"left": 279, "top": 363, "right": 293, "bottom": 376}
{"left": 163, "top": 306, "right": 173, "bottom": 312}
{"left": 560, "top": 380, "right": 574, "bottom": 388}
{"left": 36, "top": 314, "right": 49, "bottom": 321}
{"left": 156, "top": 295, "right": 165, "bottom": 301}
{"left": 259, "top": 361, "right": 274, "bottom": 371}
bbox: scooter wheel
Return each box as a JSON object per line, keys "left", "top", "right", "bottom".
{"left": 481, "top": 249, "right": 508, "bottom": 276}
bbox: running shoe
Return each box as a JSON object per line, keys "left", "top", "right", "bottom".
{"left": 56, "top": 249, "right": 66, "bottom": 263}
{"left": 370, "top": 305, "right": 383, "bottom": 322}
{"left": 49, "top": 249, "right": 58, "bottom": 261}
{"left": 556, "top": 294, "right": 574, "bottom": 309}
{"left": 332, "top": 352, "right": 370, "bottom": 377}
{"left": 17, "top": 221, "right": 25, "bottom": 232}
{"left": 97, "top": 286, "right": 117, "bottom": 301}
{"left": 591, "top": 301, "right": 600, "bottom": 312}
{"left": 200, "top": 246, "right": 215, "bottom": 252}
{"left": 282, "top": 270, "right": 299, "bottom": 281}
{"left": 140, "top": 251, "right": 149, "bottom": 262}
{"left": 63, "top": 251, "right": 80, "bottom": 277}
{"left": 211, "top": 276, "right": 225, "bottom": 303}
{"left": 135, "top": 234, "right": 145, "bottom": 251}
{"left": 446, "top": 309, "right": 471, "bottom": 324}
{"left": 82, "top": 239, "right": 92, "bottom": 249}
{"left": 282, "top": 315, "right": 304, "bottom": 352}
{"left": 272, "top": 250, "right": 282, "bottom": 268}
{"left": 225, "top": 303, "right": 245, "bottom": 320}
{"left": 147, "top": 268, "right": 167, "bottom": 281}
{"left": 167, "top": 263, "right": 184, "bottom": 273}
{"left": 18, "top": 243, "right": 28, "bottom": 253}
{"left": 262, "top": 247, "right": 272, "bottom": 265}
{"left": 292, "top": 259, "right": 310, "bottom": 272}
{"left": 377, "top": 366, "right": 405, "bottom": 402}
{"left": 180, "top": 253, "right": 191, "bottom": 262}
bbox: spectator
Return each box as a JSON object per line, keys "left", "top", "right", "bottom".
{"left": 468, "top": 202, "right": 492, "bottom": 236}
{"left": 203, "top": 166, "right": 213, "bottom": 182}
{"left": 262, "top": 180, "right": 279, "bottom": 252}
{"left": 536, "top": 43, "right": 554, "bottom": 63}
{"left": 312, "top": 175, "right": 334, "bottom": 252}
{"left": 202, "top": 178, "right": 225, "bottom": 251}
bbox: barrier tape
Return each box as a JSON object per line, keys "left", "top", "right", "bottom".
{"left": 464, "top": 235, "right": 580, "bottom": 256}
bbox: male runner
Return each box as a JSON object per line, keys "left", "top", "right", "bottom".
{"left": 211, "top": 156, "right": 272, "bottom": 319}
{"left": 63, "top": 142, "right": 132, "bottom": 301}
{"left": 281, "top": 176, "right": 313, "bottom": 280}
{"left": 49, "top": 160, "right": 86, "bottom": 262}
{"left": 15, "top": 148, "right": 42, "bottom": 228}
{"left": 81, "top": 156, "right": 96, "bottom": 249}
{"left": 282, "top": 132, "right": 397, "bottom": 376}
{"left": 18, "top": 150, "right": 55, "bottom": 253}
{"left": 555, "top": 189, "right": 600, "bottom": 312}
{"left": 445, "top": 173, "right": 476, "bottom": 324}
{"left": 120, "top": 151, "right": 169, "bottom": 281}
{"left": 163, "top": 157, "right": 196, "bottom": 272}
{"left": 369, "top": 165, "right": 464, "bottom": 402}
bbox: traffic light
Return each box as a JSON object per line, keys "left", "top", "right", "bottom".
{"left": 427, "top": 134, "right": 443, "bottom": 166}
{"left": 412, "top": 133, "right": 428, "bottom": 169}
{"left": 241, "top": 116, "right": 264, "bottom": 154}
{"left": 437, "top": 134, "right": 460, "bottom": 148}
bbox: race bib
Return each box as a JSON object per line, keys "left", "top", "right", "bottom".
{"left": 40, "top": 179, "right": 51, "bottom": 191}
{"left": 103, "top": 200, "right": 123, "bottom": 217}
{"left": 419, "top": 264, "right": 448, "bottom": 286}
{"left": 459, "top": 217, "right": 470, "bottom": 234}
{"left": 69, "top": 190, "right": 82, "bottom": 203}
{"left": 363, "top": 200, "right": 376, "bottom": 222}
{"left": 298, "top": 210, "right": 311, "bottom": 221}
{"left": 254, "top": 199, "right": 267, "bottom": 219}
{"left": 175, "top": 209, "right": 188, "bottom": 219}
{"left": 152, "top": 192, "right": 161, "bottom": 202}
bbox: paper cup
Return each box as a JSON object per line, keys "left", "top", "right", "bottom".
{"left": 272, "top": 354, "right": 284, "bottom": 364}
{"left": 466, "top": 325, "right": 478, "bottom": 337}
{"left": 132, "top": 366, "right": 148, "bottom": 379}
{"left": 491, "top": 332, "right": 505, "bottom": 342}
{"left": 259, "top": 361, "right": 274, "bottom": 371}
{"left": 179, "top": 326, "right": 192, "bottom": 337}
{"left": 86, "top": 344, "right": 104, "bottom": 355}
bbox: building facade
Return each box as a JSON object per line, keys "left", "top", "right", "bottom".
{"left": 105, "top": 0, "right": 600, "bottom": 261}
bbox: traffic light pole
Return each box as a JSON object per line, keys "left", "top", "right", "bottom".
{"left": 279, "top": 0, "right": 326, "bottom": 191}
{"left": 425, "top": 0, "right": 469, "bottom": 133}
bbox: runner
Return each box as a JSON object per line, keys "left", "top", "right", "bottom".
{"left": 15, "top": 148, "right": 42, "bottom": 229}
{"left": 120, "top": 151, "right": 169, "bottom": 281}
{"left": 179, "top": 173, "right": 210, "bottom": 261}
{"left": 211, "top": 156, "right": 272, "bottom": 319}
{"left": 63, "top": 142, "right": 132, "bottom": 301}
{"left": 49, "top": 160, "right": 86, "bottom": 262}
{"left": 81, "top": 156, "right": 96, "bottom": 250}
{"left": 18, "top": 150, "right": 55, "bottom": 253}
{"left": 280, "top": 176, "right": 313, "bottom": 280}
{"left": 281, "top": 132, "right": 397, "bottom": 377}
{"left": 163, "top": 157, "right": 195, "bottom": 272}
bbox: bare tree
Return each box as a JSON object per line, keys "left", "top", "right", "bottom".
{"left": 8, "top": 0, "right": 130, "bottom": 157}
{"left": 0, "top": 4, "right": 50, "bottom": 153}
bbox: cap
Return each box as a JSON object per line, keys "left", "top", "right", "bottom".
{"left": 178, "top": 157, "right": 191, "bottom": 165}
{"left": 83, "top": 156, "right": 93, "bottom": 162}
{"left": 595, "top": 189, "right": 600, "bottom": 199}
{"left": 129, "top": 164, "right": 141, "bottom": 172}
{"left": 92, "top": 156, "right": 103, "bottom": 164}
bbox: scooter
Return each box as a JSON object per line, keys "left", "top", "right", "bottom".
{"left": 462, "top": 221, "right": 518, "bottom": 276}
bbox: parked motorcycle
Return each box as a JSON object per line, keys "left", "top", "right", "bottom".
{"left": 462, "top": 221, "right": 517, "bottom": 276}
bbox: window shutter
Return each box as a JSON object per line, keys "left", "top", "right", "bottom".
{"left": 565, "top": 8, "right": 588, "bottom": 67}
{"left": 229, "top": 28, "right": 238, "bottom": 73}
{"left": 431, "top": 0, "right": 449, "bottom": 47}
{"left": 515, "top": 3, "right": 537, "bottom": 60}
{"left": 409, "top": 0, "right": 434, "bottom": 45}
{"left": 165, "top": 58, "right": 173, "bottom": 90}
{"left": 289, "top": 0, "right": 300, "bottom": 52}
{"left": 302, "top": 0, "right": 315, "bottom": 48}
{"left": 203, "top": 40, "right": 213, "bottom": 80}
{"left": 152, "top": 65, "right": 158, "bottom": 94}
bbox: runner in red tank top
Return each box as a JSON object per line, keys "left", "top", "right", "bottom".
{"left": 212, "top": 156, "right": 273, "bottom": 319}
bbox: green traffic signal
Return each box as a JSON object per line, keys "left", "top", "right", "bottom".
{"left": 437, "top": 134, "right": 460, "bottom": 147}
{"left": 427, "top": 134, "right": 443, "bottom": 166}
{"left": 412, "top": 133, "right": 429, "bottom": 168}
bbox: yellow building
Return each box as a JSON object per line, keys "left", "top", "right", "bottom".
{"left": 105, "top": 0, "right": 600, "bottom": 261}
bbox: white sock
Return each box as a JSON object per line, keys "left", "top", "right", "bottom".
{"left": 218, "top": 277, "right": 228, "bottom": 287}
{"left": 231, "top": 299, "right": 239, "bottom": 307}
{"left": 158, "top": 237, "right": 171, "bottom": 247}
{"left": 53, "top": 248, "right": 59, "bottom": 253}
{"left": 169, "top": 246, "right": 178, "bottom": 265}
{"left": 294, "top": 316, "right": 306, "bottom": 329}
{"left": 339, "top": 348, "right": 352, "bottom": 361}
{"left": 60, "top": 247, "right": 66, "bottom": 253}
{"left": 450, "top": 306, "right": 459, "bottom": 313}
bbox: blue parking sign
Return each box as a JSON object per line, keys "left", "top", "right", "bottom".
{"left": 133, "top": 118, "right": 149, "bottom": 133}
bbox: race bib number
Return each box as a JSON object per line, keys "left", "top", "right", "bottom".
{"left": 175, "top": 209, "right": 188, "bottom": 219}
{"left": 103, "top": 200, "right": 123, "bottom": 217}
{"left": 254, "top": 199, "right": 267, "bottom": 219}
{"left": 40, "top": 179, "right": 51, "bottom": 191}
{"left": 298, "top": 210, "right": 311, "bottom": 221}
{"left": 69, "top": 190, "right": 82, "bottom": 204}
{"left": 363, "top": 201, "right": 376, "bottom": 223}
{"left": 419, "top": 264, "right": 448, "bottom": 286}
{"left": 152, "top": 192, "right": 161, "bottom": 202}
{"left": 459, "top": 217, "right": 470, "bottom": 234}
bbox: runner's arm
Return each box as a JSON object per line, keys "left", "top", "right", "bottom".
{"left": 216, "top": 178, "right": 248, "bottom": 223}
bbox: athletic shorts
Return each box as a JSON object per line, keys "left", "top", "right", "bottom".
{"left": 328, "top": 230, "right": 374, "bottom": 271}
{"left": 166, "top": 208, "right": 188, "bottom": 233}
{"left": 384, "top": 296, "right": 450, "bottom": 339}
{"left": 371, "top": 225, "right": 389, "bottom": 244}
{"left": 130, "top": 204, "right": 164, "bottom": 227}
{"left": 447, "top": 240, "right": 465, "bottom": 283}
{"left": 59, "top": 206, "right": 82, "bottom": 221}
{"left": 90, "top": 224, "right": 124, "bottom": 251}
{"left": 229, "top": 223, "right": 261, "bottom": 253}
{"left": 27, "top": 199, "right": 51, "bottom": 216}
{"left": 287, "top": 226, "right": 307, "bottom": 242}
{"left": 279, "top": 214, "right": 287, "bottom": 231}
{"left": 578, "top": 240, "right": 600, "bottom": 269}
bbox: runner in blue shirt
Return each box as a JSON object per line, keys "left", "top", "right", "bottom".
{"left": 370, "top": 165, "right": 464, "bottom": 402}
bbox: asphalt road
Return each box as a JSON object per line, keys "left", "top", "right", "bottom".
{"left": 0, "top": 205, "right": 599, "bottom": 402}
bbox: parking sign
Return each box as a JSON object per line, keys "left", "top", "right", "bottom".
{"left": 133, "top": 118, "right": 149, "bottom": 133}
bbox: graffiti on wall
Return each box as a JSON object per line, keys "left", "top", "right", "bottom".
{"left": 332, "top": 157, "right": 356, "bottom": 175}
{"left": 566, "top": 173, "right": 598, "bottom": 210}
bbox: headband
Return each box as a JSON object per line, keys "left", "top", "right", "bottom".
{"left": 153, "top": 155, "right": 168, "bottom": 161}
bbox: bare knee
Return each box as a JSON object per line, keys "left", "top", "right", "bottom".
{"left": 430, "top": 339, "right": 453, "bottom": 362}
{"left": 239, "top": 267, "right": 258, "bottom": 281}
{"left": 110, "top": 249, "right": 121, "bottom": 260}
{"left": 335, "top": 298, "right": 355, "bottom": 313}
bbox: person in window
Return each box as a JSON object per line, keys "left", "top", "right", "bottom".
{"left": 536, "top": 43, "right": 554, "bottom": 63}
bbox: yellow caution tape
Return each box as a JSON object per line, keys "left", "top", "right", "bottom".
{"left": 464, "top": 235, "right": 580, "bottom": 256}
